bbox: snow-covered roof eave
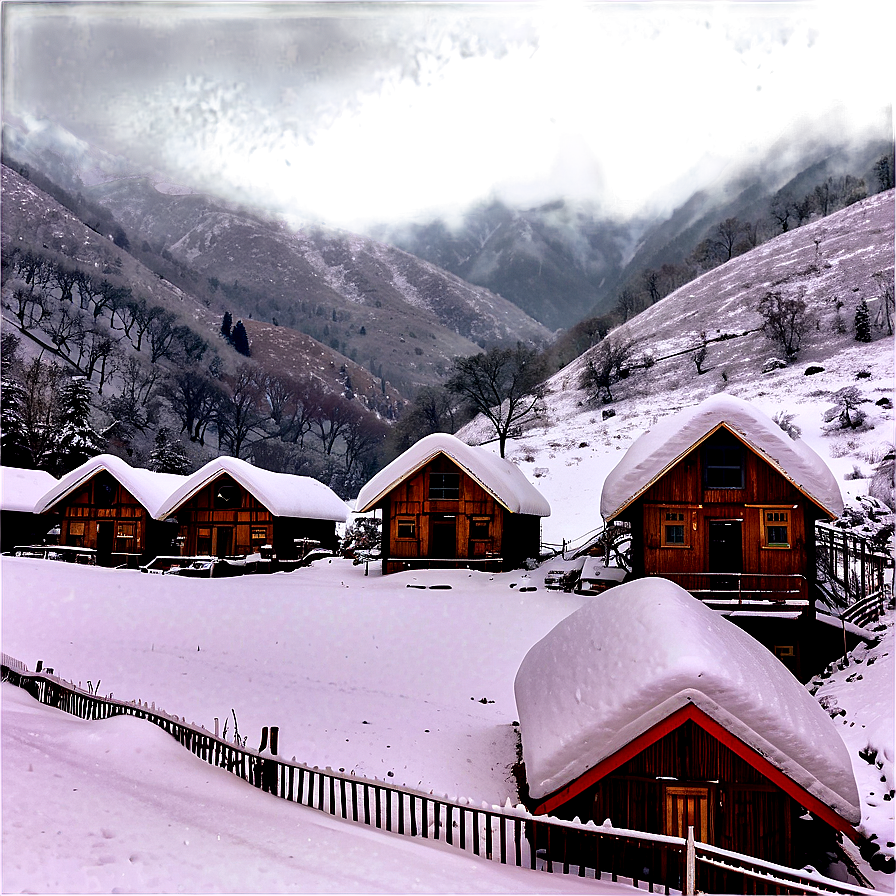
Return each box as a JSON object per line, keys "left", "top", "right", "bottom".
{"left": 600, "top": 396, "right": 843, "bottom": 521}
{"left": 355, "top": 433, "right": 550, "bottom": 517}
{"left": 33, "top": 455, "right": 185, "bottom": 519}
{"left": 155, "top": 457, "right": 349, "bottom": 522}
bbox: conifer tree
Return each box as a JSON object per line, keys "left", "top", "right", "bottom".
{"left": 148, "top": 427, "right": 191, "bottom": 475}
{"left": 54, "top": 376, "right": 105, "bottom": 474}
{"left": 221, "top": 310, "right": 233, "bottom": 339}
{"left": 0, "top": 376, "right": 31, "bottom": 467}
{"left": 854, "top": 299, "right": 872, "bottom": 343}
{"left": 231, "top": 319, "right": 251, "bottom": 356}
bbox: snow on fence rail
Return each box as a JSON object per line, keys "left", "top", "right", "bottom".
{"left": 0, "top": 657, "right": 876, "bottom": 896}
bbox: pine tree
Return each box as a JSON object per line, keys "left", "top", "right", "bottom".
{"left": 231, "top": 320, "right": 251, "bottom": 356}
{"left": 855, "top": 299, "right": 872, "bottom": 343}
{"left": 54, "top": 376, "right": 105, "bottom": 474}
{"left": 148, "top": 427, "right": 191, "bottom": 475}
{"left": 0, "top": 376, "right": 31, "bottom": 467}
{"left": 221, "top": 311, "right": 233, "bottom": 339}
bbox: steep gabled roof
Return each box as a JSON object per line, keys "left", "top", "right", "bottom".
{"left": 514, "top": 577, "right": 861, "bottom": 828}
{"left": 355, "top": 432, "right": 551, "bottom": 516}
{"left": 1, "top": 467, "right": 58, "bottom": 513}
{"left": 600, "top": 394, "right": 843, "bottom": 520}
{"left": 33, "top": 455, "right": 188, "bottom": 519}
{"left": 155, "top": 456, "right": 349, "bottom": 522}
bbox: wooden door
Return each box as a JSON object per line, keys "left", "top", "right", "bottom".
{"left": 214, "top": 526, "right": 233, "bottom": 558}
{"left": 429, "top": 516, "right": 457, "bottom": 559}
{"left": 708, "top": 520, "right": 742, "bottom": 589}
{"left": 96, "top": 521, "right": 114, "bottom": 566}
{"left": 665, "top": 785, "right": 713, "bottom": 844}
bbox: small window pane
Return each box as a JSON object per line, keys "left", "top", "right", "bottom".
{"left": 705, "top": 446, "right": 743, "bottom": 488}
{"left": 470, "top": 517, "right": 490, "bottom": 539}
{"left": 397, "top": 518, "right": 416, "bottom": 539}
{"left": 665, "top": 525, "right": 685, "bottom": 544}
{"left": 767, "top": 525, "right": 789, "bottom": 546}
{"left": 429, "top": 473, "right": 460, "bottom": 500}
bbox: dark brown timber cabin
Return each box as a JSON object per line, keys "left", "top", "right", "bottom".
{"left": 355, "top": 433, "right": 550, "bottom": 574}
{"left": 154, "top": 456, "right": 348, "bottom": 560}
{"left": 515, "top": 579, "right": 862, "bottom": 891}
{"left": 599, "top": 395, "right": 844, "bottom": 679}
{"left": 33, "top": 455, "right": 186, "bottom": 566}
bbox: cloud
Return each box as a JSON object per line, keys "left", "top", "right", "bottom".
{"left": 4, "top": 2, "right": 893, "bottom": 231}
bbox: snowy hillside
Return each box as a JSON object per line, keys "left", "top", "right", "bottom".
{"left": 459, "top": 190, "right": 894, "bottom": 548}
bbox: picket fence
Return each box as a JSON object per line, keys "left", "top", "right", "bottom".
{"left": 1, "top": 654, "right": 877, "bottom": 896}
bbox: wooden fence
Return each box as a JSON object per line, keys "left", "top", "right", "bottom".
{"left": 1, "top": 655, "right": 876, "bottom": 896}
{"left": 815, "top": 522, "right": 892, "bottom": 615}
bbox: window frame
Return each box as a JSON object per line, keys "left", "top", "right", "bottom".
{"left": 761, "top": 507, "right": 792, "bottom": 549}
{"left": 660, "top": 508, "right": 691, "bottom": 548}
{"left": 396, "top": 516, "right": 417, "bottom": 540}
{"left": 114, "top": 521, "right": 137, "bottom": 554}
{"left": 703, "top": 444, "right": 744, "bottom": 490}
{"left": 428, "top": 472, "right": 460, "bottom": 500}
{"left": 469, "top": 515, "right": 491, "bottom": 541}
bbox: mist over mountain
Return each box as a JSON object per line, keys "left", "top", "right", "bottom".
{"left": 2, "top": 118, "right": 551, "bottom": 399}
{"left": 367, "top": 106, "right": 893, "bottom": 336}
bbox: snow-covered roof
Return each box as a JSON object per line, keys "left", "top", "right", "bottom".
{"left": 514, "top": 577, "right": 860, "bottom": 825}
{"left": 355, "top": 432, "right": 551, "bottom": 516}
{"left": 33, "top": 455, "right": 188, "bottom": 519}
{"left": 155, "top": 456, "right": 349, "bottom": 522}
{"left": 600, "top": 394, "right": 843, "bottom": 520}
{"left": 0, "top": 467, "right": 58, "bottom": 513}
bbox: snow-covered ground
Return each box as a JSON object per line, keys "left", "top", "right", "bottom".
{"left": 3, "top": 192, "right": 893, "bottom": 891}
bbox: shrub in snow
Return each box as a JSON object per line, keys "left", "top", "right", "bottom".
{"left": 341, "top": 517, "right": 381, "bottom": 557}
{"left": 804, "top": 364, "right": 825, "bottom": 375}
{"left": 823, "top": 387, "right": 871, "bottom": 433}
{"left": 772, "top": 410, "right": 802, "bottom": 440}
{"left": 762, "top": 357, "right": 787, "bottom": 373}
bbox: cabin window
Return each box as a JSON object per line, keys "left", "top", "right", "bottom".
{"left": 396, "top": 517, "right": 417, "bottom": 539}
{"left": 214, "top": 482, "right": 242, "bottom": 508}
{"left": 197, "top": 527, "right": 212, "bottom": 555}
{"left": 661, "top": 510, "right": 690, "bottom": 547}
{"left": 704, "top": 445, "right": 743, "bottom": 489}
{"left": 68, "top": 521, "right": 85, "bottom": 546}
{"left": 763, "top": 509, "right": 791, "bottom": 548}
{"left": 94, "top": 475, "right": 116, "bottom": 508}
{"left": 774, "top": 644, "right": 795, "bottom": 660}
{"left": 115, "top": 522, "right": 137, "bottom": 554}
{"left": 470, "top": 516, "right": 491, "bottom": 540}
{"left": 250, "top": 527, "right": 268, "bottom": 546}
{"left": 429, "top": 472, "right": 460, "bottom": 500}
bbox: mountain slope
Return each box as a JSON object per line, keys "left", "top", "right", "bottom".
{"left": 458, "top": 189, "right": 895, "bottom": 545}
{"left": 3, "top": 118, "right": 552, "bottom": 395}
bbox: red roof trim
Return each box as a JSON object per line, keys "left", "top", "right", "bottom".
{"left": 532, "top": 703, "right": 857, "bottom": 842}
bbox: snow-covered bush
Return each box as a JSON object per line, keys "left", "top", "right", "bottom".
{"left": 762, "top": 357, "right": 787, "bottom": 373}
{"left": 341, "top": 516, "right": 381, "bottom": 558}
{"left": 823, "top": 387, "right": 872, "bottom": 433}
{"left": 772, "top": 409, "right": 801, "bottom": 440}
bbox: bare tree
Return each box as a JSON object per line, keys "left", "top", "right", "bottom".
{"left": 872, "top": 271, "right": 894, "bottom": 335}
{"left": 757, "top": 291, "right": 811, "bottom": 359}
{"left": 446, "top": 344, "right": 547, "bottom": 457}
{"left": 215, "top": 365, "right": 267, "bottom": 458}
{"left": 615, "top": 288, "right": 641, "bottom": 322}
{"left": 579, "top": 337, "right": 635, "bottom": 404}
{"left": 164, "top": 369, "right": 223, "bottom": 445}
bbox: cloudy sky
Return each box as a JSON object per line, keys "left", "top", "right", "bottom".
{"left": 3, "top": 1, "right": 893, "bottom": 232}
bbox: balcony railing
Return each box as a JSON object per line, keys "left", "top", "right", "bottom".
{"left": 657, "top": 572, "right": 809, "bottom": 615}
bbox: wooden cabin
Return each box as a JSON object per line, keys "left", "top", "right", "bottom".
{"left": 155, "top": 457, "right": 348, "bottom": 561}
{"left": 600, "top": 394, "right": 845, "bottom": 678}
{"left": 0, "top": 466, "right": 59, "bottom": 553}
{"left": 33, "top": 455, "right": 185, "bottom": 567}
{"left": 515, "top": 578, "right": 861, "bottom": 889}
{"left": 355, "top": 433, "right": 550, "bottom": 575}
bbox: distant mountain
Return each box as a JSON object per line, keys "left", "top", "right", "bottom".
{"left": 375, "top": 198, "right": 641, "bottom": 331}
{"left": 367, "top": 108, "right": 893, "bottom": 329}
{"left": 595, "top": 135, "right": 894, "bottom": 318}
{"left": 2, "top": 118, "right": 552, "bottom": 398}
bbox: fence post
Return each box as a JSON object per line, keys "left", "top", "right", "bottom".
{"left": 685, "top": 826, "right": 695, "bottom": 896}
